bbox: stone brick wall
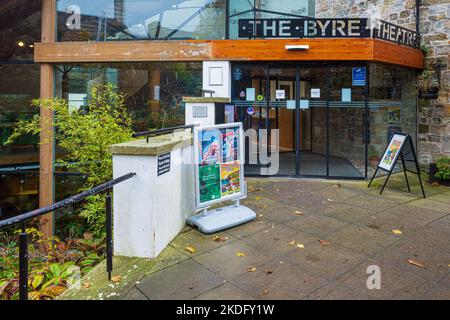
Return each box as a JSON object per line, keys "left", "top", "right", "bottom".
{"left": 316, "top": 0, "right": 450, "bottom": 164}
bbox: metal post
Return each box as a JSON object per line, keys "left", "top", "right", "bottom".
{"left": 19, "top": 225, "right": 28, "bottom": 301}
{"left": 106, "top": 191, "right": 113, "bottom": 281}
{"left": 368, "top": 167, "right": 379, "bottom": 188}
{"left": 400, "top": 155, "right": 411, "bottom": 192}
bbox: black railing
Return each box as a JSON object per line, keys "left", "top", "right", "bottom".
{"left": 0, "top": 172, "right": 136, "bottom": 300}
{"left": 133, "top": 124, "right": 196, "bottom": 142}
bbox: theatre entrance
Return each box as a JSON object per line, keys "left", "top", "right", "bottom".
{"left": 230, "top": 63, "right": 367, "bottom": 179}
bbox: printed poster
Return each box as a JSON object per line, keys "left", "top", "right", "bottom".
{"left": 198, "top": 129, "right": 220, "bottom": 166}
{"left": 220, "top": 128, "right": 239, "bottom": 163}
{"left": 199, "top": 164, "right": 221, "bottom": 203}
{"left": 379, "top": 134, "right": 407, "bottom": 171}
{"left": 220, "top": 164, "right": 241, "bottom": 197}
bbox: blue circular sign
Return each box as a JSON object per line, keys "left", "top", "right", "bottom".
{"left": 233, "top": 68, "right": 243, "bottom": 81}
{"left": 247, "top": 107, "right": 255, "bottom": 115}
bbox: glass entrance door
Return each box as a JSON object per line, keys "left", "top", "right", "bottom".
{"left": 230, "top": 63, "right": 368, "bottom": 179}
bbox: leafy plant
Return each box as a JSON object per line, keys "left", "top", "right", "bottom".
{"left": 434, "top": 156, "right": 450, "bottom": 180}
{"left": 6, "top": 83, "right": 134, "bottom": 235}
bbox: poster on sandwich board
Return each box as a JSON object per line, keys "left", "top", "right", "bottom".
{"left": 378, "top": 134, "right": 408, "bottom": 172}
{"left": 194, "top": 123, "right": 245, "bottom": 209}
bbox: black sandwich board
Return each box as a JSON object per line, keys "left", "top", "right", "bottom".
{"left": 368, "top": 133, "right": 426, "bottom": 198}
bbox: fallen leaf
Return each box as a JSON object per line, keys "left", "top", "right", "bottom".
{"left": 294, "top": 210, "right": 303, "bottom": 215}
{"left": 247, "top": 267, "right": 256, "bottom": 272}
{"left": 184, "top": 246, "right": 197, "bottom": 254}
{"left": 431, "top": 182, "right": 440, "bottom": 187}
{"left": 408, "top": 259, "right": 426, "bottom": 269}
{"left": 263, "top": 205, "right": 268, "bottom": 209}
{"left": 392, "top": 229, "right": 403, "bottom": 235}
{"left": 333, "top": 184, "right": 342, "bottom": 188}
{"left": 255, "top": 196, "right": 262, "bottom": 201}
{"left": 327, "top": 199, "right": 333, "bottom": 202}
{"left": 264, "top": 268, "right": 273, "bottom": 274}
{"left": 258, "top": 214, "right": 264, "bottom": 218}
{"left": 297, "top": 243, "right": 305, "bottom": 249}
{"left": 276, "top": 189, "right": 280, "bottom": 192}
{"left": 236, "top": 252, "right": 246, "bottom": 257}
{"left": 318, "top": 239, "right": 330, "bottom": 246}
{"left": 212, "top": 235, "right": 228, "bottom": 242}
{"left": 111, "top": 275, "right": 122, "bottom": 283}
{"left": 289, "top": 240, "right": 296, "bottom": 246}
{"left": 82, "top": 282, "right": 91, "bottom": 289}
{"left": 262, "top": 289, "right": 270, "bottom": 295}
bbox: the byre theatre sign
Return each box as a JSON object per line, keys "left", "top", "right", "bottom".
{"left": 238, "top": 18, "right": 419, "bottom": 49}
{"left": 239, "top": 18, "right": 371, "bottom": 38}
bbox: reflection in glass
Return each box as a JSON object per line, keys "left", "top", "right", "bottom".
{"left": 57, "top": 0, "right": 226, "bottom": 41}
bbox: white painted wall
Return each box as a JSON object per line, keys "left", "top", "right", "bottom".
{"left": 202, "top": 61, "right": 231, "bottom": 98}
{"left": 185, "top": 102, "right": 216, "bottom": 127}
{"left": 112, "top": 143, "right": 195, "bottom": 258}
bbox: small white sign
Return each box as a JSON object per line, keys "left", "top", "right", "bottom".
{"left": 311, "top": 88, "right": 321, "bottom": 98}
{"left": 276, "top": 90, "right": 286, "bottom": 100}
{"left": 342, "top": 88, "right": 352, "bottom": 102}
{"left": 193, "top": 105, "right": 208, "bottom": 118}
{"left": 300, "top": 100, "right": 310, "bottom": 110}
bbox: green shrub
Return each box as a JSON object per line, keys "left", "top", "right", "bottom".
{"left": 435, "top": 156, "right": 450, "bottom": 180}
{"left": 6, "top": 83, "right": 134, "bottom": 235}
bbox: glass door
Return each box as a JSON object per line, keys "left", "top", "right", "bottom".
{"left": 298, "top": 67, "right": 328, "bottom": 177}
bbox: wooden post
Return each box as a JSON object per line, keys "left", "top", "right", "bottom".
{"left": 39, "top": 0, "right": 56, "bottom": 240}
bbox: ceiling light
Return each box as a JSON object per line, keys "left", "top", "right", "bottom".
{"left": 17, "top": 41, "right": 25, "bottom": 47}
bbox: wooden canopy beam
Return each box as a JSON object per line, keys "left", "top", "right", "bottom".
{"left": 34, "top": 38, "right": 424, "bottom": 69}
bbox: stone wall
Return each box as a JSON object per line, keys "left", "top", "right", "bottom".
{"left": 316, "top": 0, "right": 450, "bottom": 164}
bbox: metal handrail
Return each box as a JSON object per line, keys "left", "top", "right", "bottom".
{"left": 0, "top": 172, "right": 136, "bottom": 300}
{"left": 133, "top": 124, "right": 196, "bottom": 142}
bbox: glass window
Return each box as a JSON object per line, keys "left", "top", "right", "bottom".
{"left": 57, "top": 0, "right": 226, "bottom": 41}
{"left": 228, "top": 0, "right": 315, "bottom": 39}
{"left": 55, "top": 62, "right": 203, "bottom": 131}
{"left": 368, "top": 64, "right": 417, "bottom": 175}
{"left": 0, "top": 0, "right": 41, "bottom": 61}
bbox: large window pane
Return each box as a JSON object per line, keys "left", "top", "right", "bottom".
{"left": 57, "top": 0, "right": 226, "bottom": 41}
{"left": 229, "top": 0, "right": 315, "bottom": 39}
{"left": 369, "top": 64, "right": 417, "bottom": 176}
{"left": 0, "top": 0, "right": 41, "bottom": 61}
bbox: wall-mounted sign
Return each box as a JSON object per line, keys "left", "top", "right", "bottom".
{"left": 311, "top": 88, "right": 321, "bottom": 98}
{"left": 246, "top": 88, "right": 256, "bottom": 101}
{"left": 239, "top": 18, "right": 370, "bottom": 38}
{"left": 276, "top": 90, "right": 286, "bottom": 100}
{"left": 247, "top": 107, "right": 255, "bottom": 115}
{"left": 373, "top": 20, "right": 419, "bottom": 49}
{"left": 194, "top": 123, "right": 245, "bottom": 208}
{"left": 193, "top": 105, "right": 208, "bottom": 118}
{"left": 257, "top": 94, "right": 264, "bottom": 101}
{"left": 352, "top": 67, "right": 366, "bottom": 86}
{"left": 157, "top": 153, "right": 171, "bottom": 176}
{"left": 233, "top": 68, "right": 243, "bottom": 81}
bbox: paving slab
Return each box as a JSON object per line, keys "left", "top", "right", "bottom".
{"left": 405, "top": 218, "right": 450, "bottom": 253}
{"left": 170, "top": 230, "right": 238, "bottom": 257}
{"left": 280, "top": 241, "right": 368, "bottom": 281}
{"left": 327, "top": 225, "right": 401, "bottom": 257}
{"left": 318, "top": 203, "right": 376, "bottom": 223}
{"left": 421, "top": 284, "right": 450, "bottom": 300}
{"left": 231, "top": 260, "right": 328, "bottom": 300}
{"left": 331, "top": 262, "right": 434, "bottom": 300}
{"left": 285, "top": 214, "right": 349, "bottom": 238}
{"left": 137, "top": 260, "right": 225, "bottom": 300}
{"left": 242, "top": 224, "right": 317, "bottom": 258}
{"left": 194, "top": 283, "right": 256, "bottom": 300}
{"left": 193, "top": 240, "right": 275, "bottom": 281}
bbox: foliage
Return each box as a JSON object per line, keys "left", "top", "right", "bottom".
{"left": 6, "top": 83, "right": 134, "bottom": 235}
{"left": 434, "top": 156, "right": 450, "bottom": 180}
{"left": 0, "top": 228, "right": 106, "bottom": 300}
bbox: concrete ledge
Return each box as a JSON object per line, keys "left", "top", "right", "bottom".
{"left": 109, "top": 132, "right": 192, "bottom": 156}
{"left": 183, "top": 97, "right": 231, "bottom": 103}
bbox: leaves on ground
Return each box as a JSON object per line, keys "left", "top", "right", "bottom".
{"left": 247, "top": 267, "right": 256, "bottom": 272}
{"left": 294, "top": 210, "right": 303, "bottom": 215}
{"left": 111, "top": 275, "right": 122, "bottom": 283}
{"left": 184, "top": 246, "right": 197, "bottom": 254}
{"left": 318, "top": 239, "right": 330, "bottom": 246}
{"left": 212, "top": 235, "right": 228, "bottom": 242}
{"left": 82, "top": 282, "right": 91, "bottom": 289}
{"left": 262, "top": 289, "right": 270, "bottom": 295}
{"left": 255, "top": 196, "right": 262, "bottom": 201}
{"left": 289, "top": 240, "right": 304, "bottom": 249}
{"left": 264, "top": 268, "right": 273, "bottom": 274}
{"left": 408, "top": 259, "right": 426, "bottom": 269}
{"left": 236, "top": 252, "right": 246, "bottom": 257}
{"left": 392, "top": 229, "right": 403, "bottom": 235}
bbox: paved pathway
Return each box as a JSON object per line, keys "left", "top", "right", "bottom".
{"left": 121, "top": 175, "right": 450, "bottom": 300}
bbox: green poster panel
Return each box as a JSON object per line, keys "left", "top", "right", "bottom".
{"left": 199, "top": 164, "right": 221, "bottom": 203}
